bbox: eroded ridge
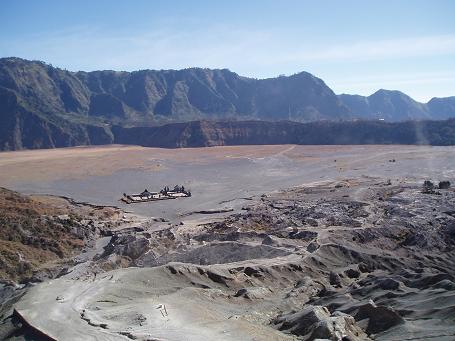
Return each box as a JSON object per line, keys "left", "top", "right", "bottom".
{"left": 6, "top": 179, "right": 455, "bottom": 340}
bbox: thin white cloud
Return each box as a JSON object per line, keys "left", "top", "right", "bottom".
{"left": 3, "top": 26, "right": 455, "bottom": 73}
{"left": 333, "top": 71, "right": 455, "bottom": 88}
{"left": 283, "top": 35, "right": 455, "bottom": 63}
{"left": 2, "top": 26, "right": 455, "bottom": 101}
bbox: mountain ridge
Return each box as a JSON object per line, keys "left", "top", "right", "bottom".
{"left": 1, "top": 57, "right": 455, "bottom": 150}
{"left": 338, "top": 89, "right": 435, "bottom": 121}
{"left": 2, "top": 57, "right": 454, "bottom": 124}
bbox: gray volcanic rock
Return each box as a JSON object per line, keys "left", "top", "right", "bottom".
{"left": 101, "top": 234, "right": 150, "bottom": 261}
{"left": 345, "top": 269, "right": 360, "bottom": 279}
{"left": 272, "top": 305, "right": 367, "bottom": 340}
{"left": 4, "top": 177, "right": 455, "bottom": 340}
{"left": 234, "top": 287, "right": 273, "bottom": 299}
{"left": 329, "top": 271, "right": 343, "bottom": 288}
{"left": 141, "top": 242, "right": 292, "bottom": 266}
{"left": 354, "top": 302, "right": 404, "bottom": 335}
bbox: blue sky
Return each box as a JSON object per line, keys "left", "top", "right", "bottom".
{"left": 1, "top": 0, "right": 454, "bottom": 101}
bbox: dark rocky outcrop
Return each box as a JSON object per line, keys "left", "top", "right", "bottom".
{"left": 353, "top": 302, "right": 404, "bottom": 335}
{"left": 111, "top": 119, "right": 455, "bottom": 148}
{"left": 272, "top": 305, "right": 367, "bottom": 340}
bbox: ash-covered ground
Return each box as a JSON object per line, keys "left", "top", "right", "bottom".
{"left": 1, "top": 145, "right": 455, "bottom": 340}
{"left": 4, "top": 177, "right": 455, "bottom": 340}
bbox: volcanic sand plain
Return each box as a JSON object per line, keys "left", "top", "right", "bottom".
{"left": 2, "top": 144, "right": 455, "bottom": 341}
{"left": 1, "top": 144, "right": 454, "bottom": 221}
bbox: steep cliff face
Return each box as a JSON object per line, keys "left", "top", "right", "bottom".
{"left": 0, "top": 111, "right": 114, "bottom": 151}
{"left": 1, "top": 57, "right": 455, "bottom": 150}
{"left": 1, "top": 115, "right": 455, "bottom": 151}
{"left": 112, "top": 120, "right": 300, "bottom": 147}
{"left": 0, "top": 86, "right": 113, "bottom": 151}
{"left": 112, "top": 119, "right": 455, "bottom": 147}
{"left": 0, "top": 57, "right": 351, "bottom": 128}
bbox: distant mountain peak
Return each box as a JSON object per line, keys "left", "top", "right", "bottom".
{"left": 371, "top": 89, "right": 408, "bottom": 97}
{"left": 0, "top": 57, "right": 454, "bottom": 151}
